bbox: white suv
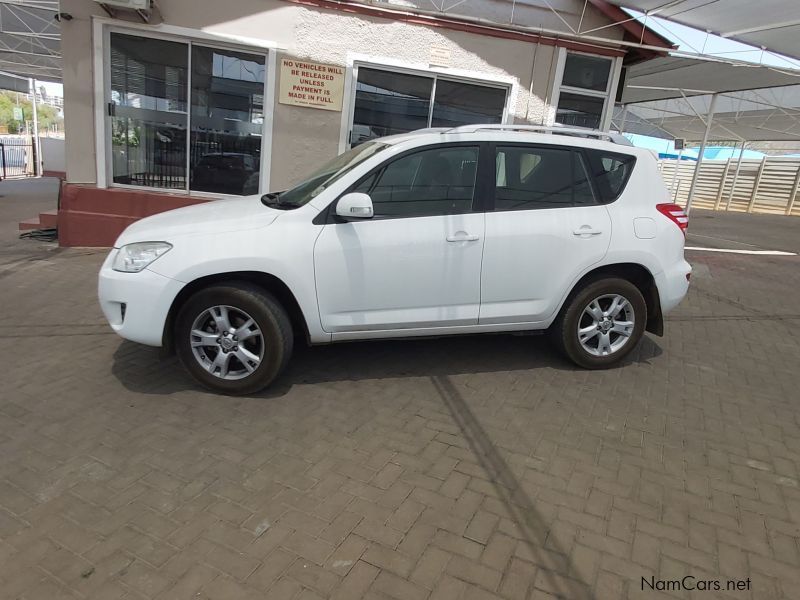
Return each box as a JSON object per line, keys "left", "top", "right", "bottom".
{"left": 98, "top": 125, "right": 691, "bottom": 395}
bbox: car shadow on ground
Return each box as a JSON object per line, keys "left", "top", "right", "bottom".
{"left": 111, "top": 332, "right": 663, "bottom": 398}
{"left": 432, "top": 373, "right": 594, "bottom": 598}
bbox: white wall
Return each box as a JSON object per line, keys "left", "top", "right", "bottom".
{"left": 40, "top": 136, "right": 66, "bottom": 174}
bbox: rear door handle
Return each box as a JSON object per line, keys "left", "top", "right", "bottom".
{"left": 573, "top": 227, "right": 603, "bottom": 237}
{"left": 446, "top": 232, "right": 480, "bottom": 242}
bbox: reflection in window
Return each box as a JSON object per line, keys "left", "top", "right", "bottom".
{"left": 190, "top": 46, "right": 266, "bottom": 195}
{"left": 360, "top": 146, "right": 479, "bottom": 217}
{"left": 110, "top": 33, "right": 187, "bottom": 112}
{"left": 494, "top": 146, "right": 596, "bottom": 210}
{"left": 431, "top": 80, "right": 506, "bottom": 128}
{"left": 110, "top": 33, "right": 188, "bottom": 189}
{"left": 561, "top": 54, "right": 611, "bottom": 92}
{"left": 352, "top": 68, "right": 433, "bottom": 145}
{"left": 351, "top": 67, "right": 507, "bottom": 145}
{"left": 556, "top": 92, "right": 605, "bottom": 129}
{"left": 555, "top": 51, "right": 612, "bottom": 131}
{"left": 108, "top": 33, "right": 267, "bottom": 194}
{"left": 584, "top": 149, "right": 635, "bottom": 203}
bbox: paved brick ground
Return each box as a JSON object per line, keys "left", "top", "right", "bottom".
{"left": 1, "top": 180, "right": 800, "bottom": 599}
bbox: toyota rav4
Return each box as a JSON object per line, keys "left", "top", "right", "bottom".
{"left": 98, "top": 125, "right": 691, "bottom": 395}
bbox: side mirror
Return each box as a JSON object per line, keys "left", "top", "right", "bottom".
{"left": 336, "top": 192, "right": 374, "bottom": 219}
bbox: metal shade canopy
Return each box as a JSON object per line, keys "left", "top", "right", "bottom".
{"left": 616, "top": 55, "right": 800, "bottom": 142}
{"left": 604, "top": 0, "right": 800, "bottom": 61}
{"left": 614, "top": 54, "right": 800, "bottom": 213}
{"left": 0, "top": 0, "right": 60, "bottom": 82}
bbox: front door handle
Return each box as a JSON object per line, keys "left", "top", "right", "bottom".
{"left": 446, "top": 232, "right": 480, "bottom": 242}
{"left": 573, "top": 226, "right": 603, "bottom": 237}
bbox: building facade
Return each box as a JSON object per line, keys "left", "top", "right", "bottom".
{"left": 57, "top": 0, "right": 670, "bottom": 245}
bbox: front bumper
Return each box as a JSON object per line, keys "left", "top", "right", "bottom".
{"left": 97, "top": 250, "right": 184, "bottom": 347}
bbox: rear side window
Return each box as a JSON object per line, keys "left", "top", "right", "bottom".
{"left": 584, "top": 149, "right": 636, "bottom": 203}
{"left": 494, "top": 146, "right": 596, "bottom": 210}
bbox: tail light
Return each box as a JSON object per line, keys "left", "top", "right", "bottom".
{"left": 656, "top": 203, "right": 688, "bottom": 235}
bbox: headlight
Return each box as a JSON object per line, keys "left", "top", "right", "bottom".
{"left": 112, "top": 242, "right": 172, "bottom": 273}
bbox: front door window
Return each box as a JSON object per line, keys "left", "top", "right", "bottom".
{"left": 356, "top": 146, "right": 479, "bottom": 217}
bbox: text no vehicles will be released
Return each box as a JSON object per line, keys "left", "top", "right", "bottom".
{"left": 279, "top": 59, "right": 345, "bottom": 112}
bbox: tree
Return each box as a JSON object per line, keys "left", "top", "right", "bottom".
{"left": 0, "top": 90, "right": 63, "bottom": 134}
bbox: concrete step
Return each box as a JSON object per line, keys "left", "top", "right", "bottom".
{"left": 18, "top": 211, "right": 58, "bottom": 232}
{"left": 38, "top": 211, "right": 58, "bottom": 228}
{"left": 18, "top": 219, "right": 42, "bottom": 231}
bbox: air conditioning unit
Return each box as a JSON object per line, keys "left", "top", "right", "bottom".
{"left": 94, "top": 0, "right": 150, "bottom": 10}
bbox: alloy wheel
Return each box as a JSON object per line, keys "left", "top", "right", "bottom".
{"left": 577, "top": 294, "right": 635, "bottom": 357}
{"left": 189, "top": 305, "right": 264, "bottom": 380}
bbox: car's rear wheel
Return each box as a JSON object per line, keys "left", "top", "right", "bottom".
{"left": 175, "top": 283, "right": 292, "bottom": 395}
{"left": 552, "top": 278, "right": 646, "bottom": 369}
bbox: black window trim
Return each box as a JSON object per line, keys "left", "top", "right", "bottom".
{"left": 315, "top": 142, "right": 491, "bottom": 224}
{"left": 486, "top": 141, "right": 636, "bottom": 211}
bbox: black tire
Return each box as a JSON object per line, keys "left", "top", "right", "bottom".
{"left": 551, "top": 277, "right": 646, "bottom": 369}
{"left": 175, "top": 283, "right": 293, "bottom": 395}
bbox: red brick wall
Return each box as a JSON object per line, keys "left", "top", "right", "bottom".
{"left": 58, "top": 183, "right": 211, "bottom": 247}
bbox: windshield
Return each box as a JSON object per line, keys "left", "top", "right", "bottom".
{"left": 266, "top": 142, "right": 388, "bottom": 208}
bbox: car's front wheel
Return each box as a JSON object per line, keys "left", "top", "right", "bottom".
{"left": 552, "top": 278, "right": 646, "bottom": 369}
{"left": 175, "top": 283, "right": 292, "bottom": 395}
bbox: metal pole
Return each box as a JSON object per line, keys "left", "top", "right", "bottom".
{"left": 618, "top": 105, "right": 628, "bottom": 134}
{"left": 747, "top": 156, "right": 768, "bottom": 213}
{"left": 714, "top": 156, "right": 732, "bottom": 210}
{"left": 29, "top": 77, "right": 42, "bottom": 176}
{"left": 670, "top": 147, "right": 683, "bottom": 200}
{"left": 685, "top": 93, "right": 718, "bottom": 214}
{"left": 725, "top": 141, "right": 746, "bottom": 211}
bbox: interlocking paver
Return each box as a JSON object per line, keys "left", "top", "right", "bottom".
{"left": 2, "top": 182, "right": 800, "bottom": 598}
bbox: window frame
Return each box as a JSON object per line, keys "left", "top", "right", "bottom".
{"left": 316, "top": 142, "right": 493, "bottom": 224}
{"left": 96, "top": 21, "right": 276, "bottom": 197}
{"left": 340, "top": 60, "right": 513, "bottom": 151}
{"left": 550, "top": 49, "right": 621, "bottom": 131}
{"left": 487, "top": 142, "right": 608, "bottom": 212}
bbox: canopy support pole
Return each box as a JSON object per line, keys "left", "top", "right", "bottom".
{"left": 29, "top": 77, "right": 41, "bottom": 177}
{"left": 685, "top": 93, "right": 717, "bottom": 214}
{"left": 619, "top": 105, "right": 628, "bottom": 133}
{"left": 725, "top": 141, "right": 746, "bottom": 211}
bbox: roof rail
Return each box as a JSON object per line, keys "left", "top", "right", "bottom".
{"left": 445, "top": 124, "right": 632, "bottom": 146}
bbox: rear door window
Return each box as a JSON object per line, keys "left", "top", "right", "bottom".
{"left": 493, "top": 145, "right": 596, "bottom": 210}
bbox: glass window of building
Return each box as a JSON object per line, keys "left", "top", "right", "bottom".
{"left": 351, "top": 66, "right": 507, "bottom": 146}
{"left": 555, "top": 52, "right": 613, "bottom": 130}
{"left": 109, "top": 32, "right": 267, "bottom": 195}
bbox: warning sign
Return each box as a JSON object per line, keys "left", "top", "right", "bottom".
{"left": 279, "top": 59, "right": 345, "bottom": 112}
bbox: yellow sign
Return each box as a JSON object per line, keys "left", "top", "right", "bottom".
{"left": 279, "top": 59, "right": 345, "bottom": 112}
